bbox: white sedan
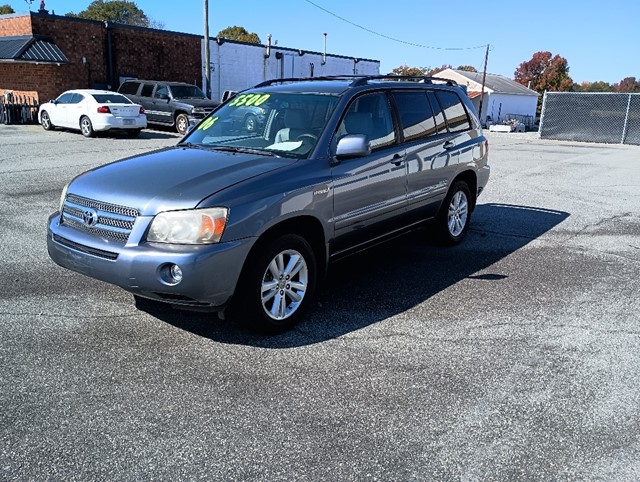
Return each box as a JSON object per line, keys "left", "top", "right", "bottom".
{"left": 38, "top": 89, "right": 147, "bottom": 137}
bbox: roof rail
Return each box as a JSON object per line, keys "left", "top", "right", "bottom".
{"left": 253, "top": 75, "right": 459, "bottom": 89}
{"left": 349, "top": 75, "right": 458, "bottom": 87}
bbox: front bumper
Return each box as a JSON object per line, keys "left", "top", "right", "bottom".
{"left": 47, "top": 212, "right": 254, "bottom": 309}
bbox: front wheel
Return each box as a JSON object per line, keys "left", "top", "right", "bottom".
{"left": 236, "top": 234, "right": 317, "bottom": 334}
{"left": 436, "top": 180, "right": 472, "bottom": 245}
{"left": 40, "top": 110, "right": 54, "bottom": 131}
{"left": 175, "top": 113, "right": 189, "bottom": 135}
{"left": 80, "top": 116, "right": 95, "bottom": 137}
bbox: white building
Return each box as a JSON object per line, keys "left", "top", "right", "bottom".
{"left": 437, "top": 68, "right": 539, "bottom": 127}
{"left": 202, "top": 38, "right": 380, "bottom": 101}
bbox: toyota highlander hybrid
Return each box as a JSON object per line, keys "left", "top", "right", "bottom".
{"left": 47, "top": 75, "right": 490, "bottom": 333}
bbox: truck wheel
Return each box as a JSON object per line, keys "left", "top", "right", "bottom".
{"left": 175, "top": 113, "right": 189, "bottom": 135}
{"left": 237, "top": 234, "right": 317, "bottom": 334}
{"left": 437, "top": 180, "right": 471, "bottom": 245}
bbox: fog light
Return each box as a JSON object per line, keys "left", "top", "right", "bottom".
{"left": 160, "top": 263, "right": 183, "bottom": 285}
{"left": 169, "top": 264, "right": 183, "bottom": 283}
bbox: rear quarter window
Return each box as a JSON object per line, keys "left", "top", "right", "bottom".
{"left": 119, "top": 82, "right": 140, "bottom": 95}
{"left": 434, "top": 90, "right": 471, "bottom": 132}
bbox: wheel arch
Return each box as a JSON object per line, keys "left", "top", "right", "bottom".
{"left": 243, "top": 215, "right": 328, "bottom": 281}
{"left": 451, "top": 169, "right": 478, "bottom": 211}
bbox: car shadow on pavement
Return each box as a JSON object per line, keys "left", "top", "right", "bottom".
{"left": 136, "top": 203, "right": 569, "bottom": 347}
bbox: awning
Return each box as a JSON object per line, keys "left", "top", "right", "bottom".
{"left": 0, "top": 35, "right": 68, "bottom": 63}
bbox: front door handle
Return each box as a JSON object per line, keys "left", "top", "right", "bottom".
{"left": 443, "top": 140, "right": 455, "bottom": 150}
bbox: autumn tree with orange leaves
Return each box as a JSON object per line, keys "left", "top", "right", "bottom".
{"left": 514, "top": 51, "right": 573, "bottom": 93}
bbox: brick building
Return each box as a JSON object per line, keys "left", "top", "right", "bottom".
{"left": 0, "top": 11, "right": 201, "bottom": 103}
{"left": 1, "top": 10, "right": 379, "bottom": 105}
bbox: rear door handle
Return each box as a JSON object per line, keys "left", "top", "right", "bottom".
{"left": 390, "top": 154, "right": 404, "bottom": 166}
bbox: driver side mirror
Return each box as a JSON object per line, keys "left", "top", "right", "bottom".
{"left": 335, "top": 134, "right": 371, "bottom": 160}
{"left": 50, "top": 99, "right": 57, "bottom": 104}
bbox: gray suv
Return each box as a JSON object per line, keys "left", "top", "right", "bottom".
{"left": 118, "top": 80, "right": 219, "bottom": 135}
{"left": 48, "top": 76, "right": 490, "bottom": 333}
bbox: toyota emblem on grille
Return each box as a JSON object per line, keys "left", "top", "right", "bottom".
{"left": 82, "top": 208, "right": 99, "bottom": 227}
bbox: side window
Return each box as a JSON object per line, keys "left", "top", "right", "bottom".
{"left": 434, "top": 90, "right": 471, "bottom": 132}
{"left": 154, "top": 85, "right": 169, "bottom": 99}
{"left": 338, "top": 92, "right": 395, "bottom": 150}
{"left": 392, "top": 91, "right": 438, "bottom": 142}
{"left": 140, "top": 83, "right": 155, "bottom": 97}
{"left": 56, "top": 93, "right": 74, "bottom": 104}
{"left": 70, "top": 94, "right": 84, "bottom": 104}
{"left": 119, "top": 81, "right": 139, "bottom": 95}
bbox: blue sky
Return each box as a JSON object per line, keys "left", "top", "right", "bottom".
{"left": 8, "top": 0, "right": 639, "bottom": 84}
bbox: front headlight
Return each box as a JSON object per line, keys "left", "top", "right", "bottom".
{"left": 147, "top": 207, "right": 228, "bottom": 244}
{"left": 58, "top": 183, "right": 69, "bottom": 213}
{"left": 191, "top": 107, "right": 207, "bottom": 114}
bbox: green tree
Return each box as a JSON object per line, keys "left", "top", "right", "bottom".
{"left": 217, "top": 26, "right": 261, "bottom": 44}
{"left": 388, "top": 65, "right": 431, "bottom": 78}
{"left": 573, "top": 81, "right": 613, "bottom": 92}
{"left": 65, "top": 0, "right": 161, "bottom": 28}
{"left": 457, "top": 65, "right": 477, "bottom": 72}
{"left": 0, "top": 4, "right": 15, "bottom": 14}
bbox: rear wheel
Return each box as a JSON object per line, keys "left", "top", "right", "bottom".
{"left": 40, "top": 110, "right": 54, "bottom": 130}
{"left": 436, "top": 180, "right": 472, "bottom": 245}
{"left": 175, "top": 113, "right": 189, "bottom": 135}
{"left": 235, "top": 234, "right": 317, "bottom": 334}
{"left": 80, "top": 116, "right": 95, "bottom": 137}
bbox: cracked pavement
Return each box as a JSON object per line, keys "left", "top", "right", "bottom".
{"left": 1, "top": 126, "right": 639, "bottom": 481}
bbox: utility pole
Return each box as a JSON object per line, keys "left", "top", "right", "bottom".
{"left": 203, "top": 0, "right": 211, "bottom": 99}
{"left": 478, "top": 44, "right": 490, "bottom": 126}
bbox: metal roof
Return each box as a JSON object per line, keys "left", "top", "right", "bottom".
{"left": 0, "top": 35, "right": 68, "bottom": 63}
{"left": 451, "top": 69, "right": 539, "bottom": 96}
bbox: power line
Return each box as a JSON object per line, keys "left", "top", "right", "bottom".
{"left": 303, "top": 0, "right": 488, "bottom": 51}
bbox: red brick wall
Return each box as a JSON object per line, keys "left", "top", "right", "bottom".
{"left": 0, "top": 13, "right": 203, "bottom": 103}
{"left": 0, "top": 14, "right": 32, "bottom": 36}
{"left": 111, "top": 25, "right": 202, "bottom": 88}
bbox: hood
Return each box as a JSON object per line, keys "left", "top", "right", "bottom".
{"left": 175, "top": 97, "right": 219, "bottom": 109}
{"left": 68, "top": 146, "right": 296, "bottom": 215}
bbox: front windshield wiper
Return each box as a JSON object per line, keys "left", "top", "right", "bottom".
{"left": 209, "top": 145, "right": 280, "bottom": 157}
{"left": 178, "top": 142, "right": 210, "bottom": 150}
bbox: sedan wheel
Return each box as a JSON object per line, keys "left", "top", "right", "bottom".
{"left": 80, "top": 116, "right": 95, "bottom": 137}
{"left": 40, "top": 110, "right": 54, "bottom": 131}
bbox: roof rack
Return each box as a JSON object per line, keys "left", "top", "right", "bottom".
{"left": 253, "top": 75, "right": 458, "bottom": 89}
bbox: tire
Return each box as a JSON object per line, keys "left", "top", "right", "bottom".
{"left": 436, "top": 180, "right": 472, "bottom": 245}
{"left": 244, "top": 114, "right": 257, "bottom": 132}
{"left": 235, "top": 234, "right": 317, "bottom": 334}
{"left": 40, "top": 110, "right": 54, "bottom": 131}
{"left": 80, "top": 116, "right": 95, "bottom": 137}
{"left": 175, "top": 113, "right": 189, "bottom": 135}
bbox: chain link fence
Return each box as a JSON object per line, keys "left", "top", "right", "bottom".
{"left": 539, "top": 92, "right": 640, "bottom": 145}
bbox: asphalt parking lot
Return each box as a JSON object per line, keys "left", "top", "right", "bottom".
{"left": 1, "top": 125, "right": 639, "bottom": 481}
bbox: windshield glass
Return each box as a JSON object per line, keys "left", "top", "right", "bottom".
{"left": 183, "top": 91, "right": 339, "bottom": 158}
{"left": 170, "top": 85, "right": 206, "bottom": 99}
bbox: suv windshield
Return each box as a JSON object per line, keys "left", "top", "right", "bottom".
{"left": 183, "top": 91, "right": 339, "bottom": 158}
{"left": 170, "top": 85, "right": 207, "bottom": 99}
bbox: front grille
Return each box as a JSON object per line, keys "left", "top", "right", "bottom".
{"left": 61, "top": 194, "right": 139, "bottom": 242}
